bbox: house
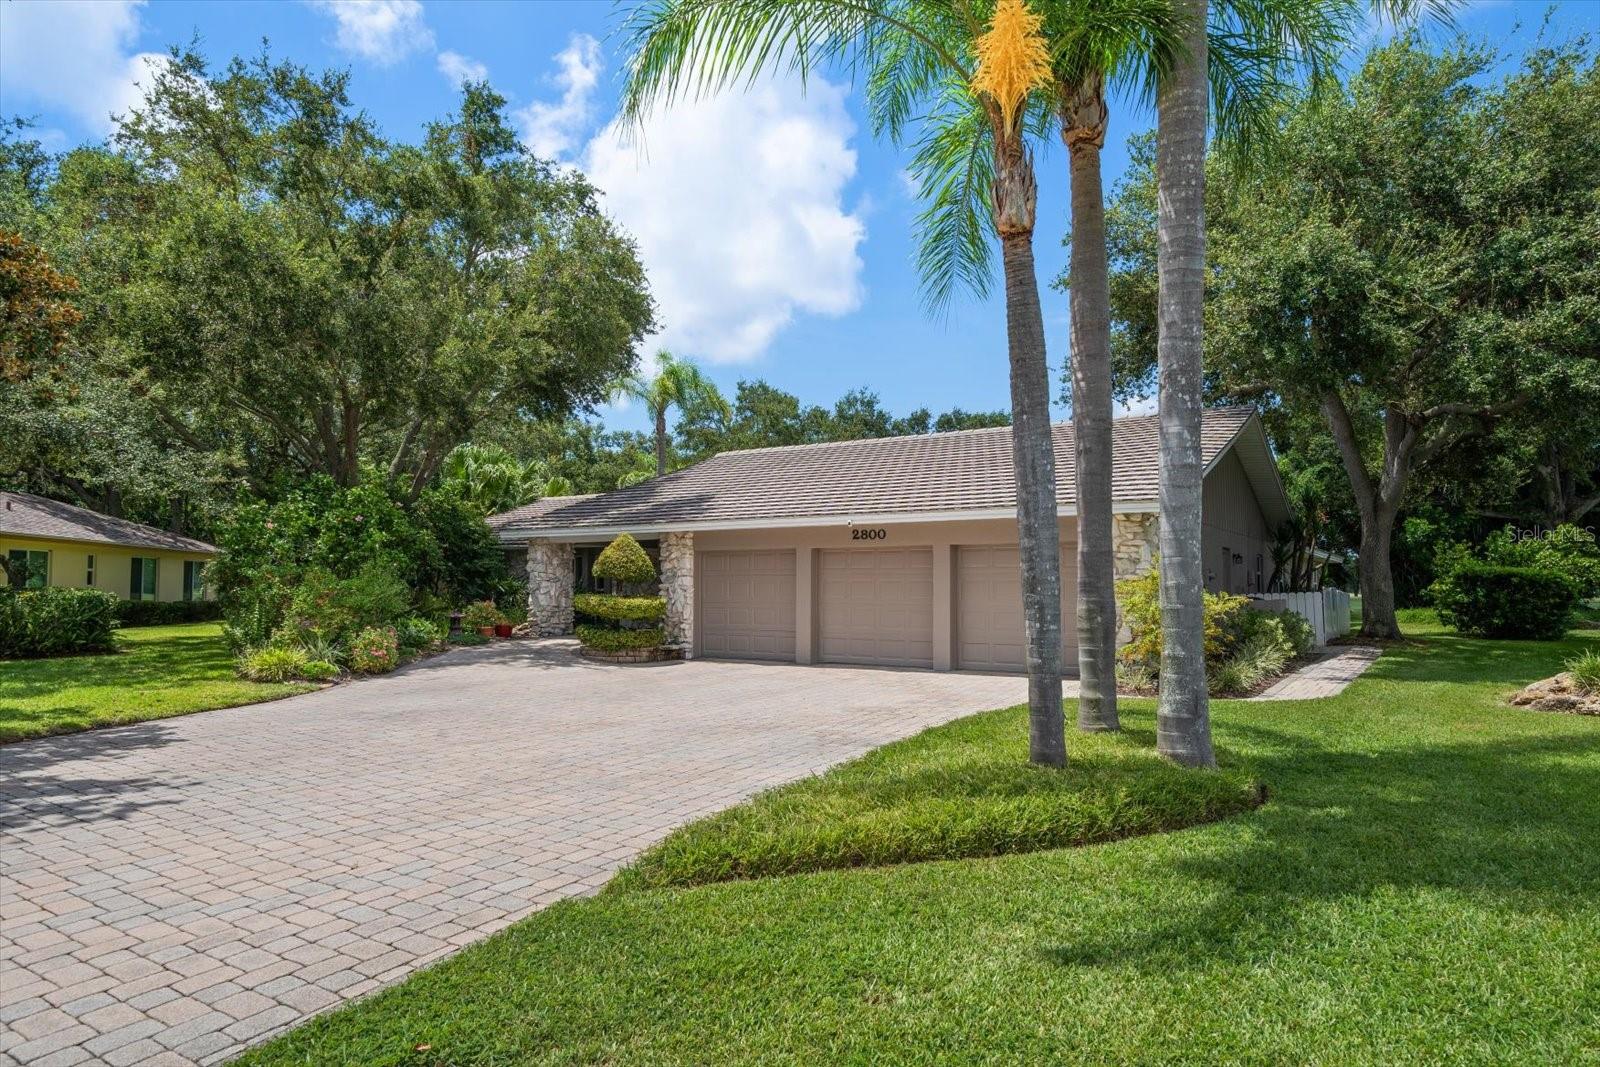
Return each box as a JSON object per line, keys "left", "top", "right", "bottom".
{"left": 489, "top": 407, "right": 1290, "bottom": 672}
{"left": 0, "top": 492, "right": 218, "bottom": 603}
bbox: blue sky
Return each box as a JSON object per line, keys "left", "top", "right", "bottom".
{"left": 1, "top": 0, "right": 1593, "bottom": 436}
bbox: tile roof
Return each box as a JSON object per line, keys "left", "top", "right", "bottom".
{"left": 0, "top": 492, "right": 219, "bottom": 554}
{"left": 493, "top": 408, "right": 1278, "bottom": 538}
{"left": 486, "top": 494, "right": 599, "bottom": 530}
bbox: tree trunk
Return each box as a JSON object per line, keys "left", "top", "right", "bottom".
{"left": 1357, "top": 513, "right": 1401, "bottom": 639}
{"left": 995, "top": 144, "right": 1066, "bottom": 769}
{"left": 1062, "top": 74, "right": 1119, "bottom": 733}
{"left": 1155, "top": 0, "right": 1216, "bottom": 768}
{"left": 654, "top": 406, "right": 669, "bottom": 477}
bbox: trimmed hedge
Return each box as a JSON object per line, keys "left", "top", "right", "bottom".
{"left": 117, "top": 599, "right": 224, "bottom": 627}
{"left": 573, "top": 593, "right": 665, "bottom": 623}
{"left": 576, "top": 623, "right": 664, "bottom": 651}
{"left": 1434, "top": 563, "right": 1578, "bottom": 639}
{"left": 0, "top": 588, "right": 119, "bottom": 658}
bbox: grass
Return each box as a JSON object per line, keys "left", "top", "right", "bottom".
{"left": 240, "top": 611, "right": 1600, "bottom": 1066}
{"left": 0, "top": 622, "right": 313, "bottom": 743}
{"left": 614, "top": 716, "right": 1261, "bottom": 891}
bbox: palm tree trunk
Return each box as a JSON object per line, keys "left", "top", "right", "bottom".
{"left": 1063, "top": 75, "right": 1120, "bottom": 733}
{"left": 995, "top": 145, "right": 1066, "bottom": 769}
{"left": 1155, "top": 0, "right": 1216, "bottom": 768}
{"left": 654, "top": 406, "right": 668, "bottom": 477}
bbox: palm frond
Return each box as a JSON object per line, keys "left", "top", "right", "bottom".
{"left": 906, "top": 86, "right": 996, "bottom": 313}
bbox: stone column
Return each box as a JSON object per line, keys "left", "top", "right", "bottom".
{"left": 526, "top": 539, "right": 574, "bottom": 636}
{"left": 658, "top": 531, "right": 694, "bottom": 657}
{"left": 1112, "top": 512, "right": 1160, "bottom": 580}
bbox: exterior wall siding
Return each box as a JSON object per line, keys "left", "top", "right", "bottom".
{"left": 0, "top": 536, "right": 215, "bottom": 602}
{"left": 1201, "top": 450, "right": 1274, "bottom": 594}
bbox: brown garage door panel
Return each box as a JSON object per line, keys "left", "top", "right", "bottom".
{"left": 818, "top": 547, "right": 935, "bottom": 668}
{"left": 955, "top": 544, "right": 1077, "bottom": 673}
{"left": 699, "top": 550, "right": 797, "bottom": 661}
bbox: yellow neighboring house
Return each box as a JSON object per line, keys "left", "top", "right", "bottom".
{"left": 0, "top": 491, "right": 218, "bottom": 603}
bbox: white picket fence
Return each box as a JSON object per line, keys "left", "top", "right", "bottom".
{"left": 1250, "top": 588, "right": 1352, "bottom": 647}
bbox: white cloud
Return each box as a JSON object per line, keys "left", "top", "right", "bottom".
{"left": 0, "top": 0, "right": 167, "bottom": 135}
{"left": 437, "top": 50, "right": 488, "bottom": 88}
{"left": 514, "top": 34, "right": 603, "bottom": 160}
{"left": 584, "top": 76, "right": 866, "bottom": 363}
{"left": 306, "top": 0, "right": 433, "bottom": 64}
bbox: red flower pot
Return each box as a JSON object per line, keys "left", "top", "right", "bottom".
{"left": 494, "top": 623, "right": 514, "bottom": 638}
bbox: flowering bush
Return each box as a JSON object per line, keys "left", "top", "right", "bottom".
{"left": 461, "top": 600, "right": 502, "bottom": 631}
{"left": 349, "top": 626, "right": 400, "bottom": 674}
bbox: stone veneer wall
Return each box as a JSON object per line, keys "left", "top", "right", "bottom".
{"left": 658, "top": 531, "right": 694, "bottom": 656}
{"left": 526, "top": 539, "right": 575, "bottom": 637}
{"left": 1112, "top": 512, "right": 1159, "bottom": 580}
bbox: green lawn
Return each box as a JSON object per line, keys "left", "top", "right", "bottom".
{"left": 242, "top": 613, "right": 1600, "bottom": 1066}
{"left": 0, "top": 622, "right": 312, "bottom": 743}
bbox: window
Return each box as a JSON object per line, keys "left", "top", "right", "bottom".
{"left": 182, "top": 560, "right": 205, "bottom": 602}
{"left": 130, "top": 557, "right": 158, "bottom": 601}
{"left": 7, "top": 549, "right": 50, "bottom": 589}
{"left": 86, "top": 554, "right": 96, "bottom": 587}
{"left": 1255, "top": 554, "right": 1265, "bottom": 594}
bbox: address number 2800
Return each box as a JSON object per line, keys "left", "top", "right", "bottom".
{"left": 851, "top": 528, "right": 888, "bottom": 541}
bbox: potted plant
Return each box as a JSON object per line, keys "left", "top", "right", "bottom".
{"left": 462, "top": 600, "right": 500, "bottom": 637}
{"left": 494, "top": 619, "right": 514, "bottom": 639}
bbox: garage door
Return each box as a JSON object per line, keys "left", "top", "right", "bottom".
{"left": 817, "top": 547, "right": 934, "bottom": 668}
{"left": 955, "top": 544, "right": 1077, "bottom": 672}
{"left": 698, "top": 550, "right": 796, "bottom": 661}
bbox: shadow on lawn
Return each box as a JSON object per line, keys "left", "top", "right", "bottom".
{"left": 0, "top": 722, "right": 190, "bottom": 831}
{"left": 1044, "top": 718, "right": 1600, "bottom": 972}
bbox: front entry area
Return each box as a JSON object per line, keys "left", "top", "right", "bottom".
{"left": 817, "top": 547, "right": 935, "bottom": 668}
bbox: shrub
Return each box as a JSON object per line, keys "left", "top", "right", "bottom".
{"left": 1567, "top": 649, "right": 1600, "bottom": 694}
{"left": 116, "top": 599, "right": 224, "bottom": 627}
{"left": 300, "top": 659, "right": 341, "bottom": 682}
{"left": 1208, "top": 634, "right": 1292, "bottom": 696}
{"left": 239, "top": 645, "right": 309, "bottom": 682}
{"left": 1434, "top": 563, "right": 1578, "bottom": 639}
{"left": 461, "top": 600, "right": 502, "bottom": 631}
{"left": 576, "top": 623, "right": 665, "bottom": 651}
{"left": 395, "top": 615, "right": 444, "bottom": 652}
{"left": 349, "top": 625, "right": 400, "bottom": 674}
{"left": 0, "top": 588, "right": 119, "bottom": 658}
{"left": 448, "top": 630, "right": 490, "bottom": 646}
{"left": 1483, "top": 524, "right": 1600, "bottom": 599}
{"left": 283, "top": 565, "right": 410, "bottom": 646}
{"left": 1117, "top": 567, "right": 1250, "bottom": 672}
{"left": 592, "top": 533, "right": 656, "bottom": 586}
{"left": 573, "top": 593, "right": 666, "bottom": 623}
{"left": 413, "top": 489, "right": 514, "bottom": 605}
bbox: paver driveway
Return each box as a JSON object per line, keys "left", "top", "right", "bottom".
{"left": 0, "top": 640, "right": 1024, "bottom": 1066}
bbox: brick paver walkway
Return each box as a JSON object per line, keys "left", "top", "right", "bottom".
{"left": 1253, "top": 645, "right": 1383, "bottom": 701}
{"left": 0, "top": 641, "right": 1024, "bottom": 1066}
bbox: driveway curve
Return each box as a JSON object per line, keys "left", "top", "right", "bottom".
{"left": 0, "top": 640, "right": 1023, "bottom": 1066}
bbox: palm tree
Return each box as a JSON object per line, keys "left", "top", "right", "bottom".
{"left": 621, "top": 0, "right": 1069, "bottom": 766}
{"left": 614, "top": 350, "right": 729, "bottom": 477}
{"left": 1150, "top": 0, "right": 1451, "bottom": 766}
{"left": 440, "top": 443, "right": 547, "bottom": 514}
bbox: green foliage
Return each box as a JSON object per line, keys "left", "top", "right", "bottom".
{"left": 412, "top": 490, "right": 514, "bottom": 606}
{"left": 1116, "top": 568, "right": 1247, "bottom": 670}
{"left": 115, "top": 599, "right": 224, "bottom": 627}
{"left": 0, "top": 587, "right": 118, "bottom": 658}
{"left": 1434, "top": 564, "right": 1578, "bottom": 640}
{"left": 283, "top": 566, "right": 411, "bottom": 647}
{"left": 238, "top": 645, "right": 310, "bottom": 683}
{"left": 349, "top": 626, "right": 400, "bottom": 674}
{"left": 1482, "top": 525, "right": 1600, "bottom": 600}
{"left": 573, "top": 593, "right": 666, "bottom": 623}
{"left": 1566, "top": 649, "right": 1600, "bottom": 694}
{"left": 461, "top": 600, "right": 503, "bottom": 631}
{"left": 592, "top": 533, "right": 656, "bottom": 586}
{"left": 300, "top": 660, "right": 341, "bottom": 682}
{"left": 439, "top": 444, "right": 547, "bottom": 516}
{"left": 575, "top": 624, "right": 665, "bottom": 651}
{"left": 447, "top": 630, "right": 490, "bottom": 647}
{"left": 395, "top": 616, "right": 445, "bottom": 653}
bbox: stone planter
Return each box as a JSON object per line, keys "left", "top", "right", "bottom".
{"left": 577, "top": 645, "right": 683, "bottom": 664}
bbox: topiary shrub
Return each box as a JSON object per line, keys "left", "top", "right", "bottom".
{"left": 573, "top": 593, "right": 666, "bottom": 623}
{"left": 591, "top": 533, "right": 656, "bottom": 587}
{"left": 576, "top": 623, "right": 666, "bottom": 651}
{"left": 1434, "top": 563, "right": 1578, "bottom": 639}
{"left": 0, "top": 588, "right": 119, "bottom": 658}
